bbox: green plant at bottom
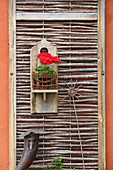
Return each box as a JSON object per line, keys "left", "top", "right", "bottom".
{"left": 44, "top": 157, "right": 63, "bottom": 170}
{"left": 44, "top": 157, "right": 75, "bottom": 170}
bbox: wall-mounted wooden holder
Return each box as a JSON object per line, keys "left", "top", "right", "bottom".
{"left": 30, "top": 39, "right": 58, "bottom": 113}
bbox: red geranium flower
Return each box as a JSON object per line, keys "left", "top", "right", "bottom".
{"left": 37, "top": 53, "right": 52, "bottom": 59}
{"left": 40, "top": 57, "right": 52, "bottom": 65}
{"left": 37, "top": 53, "right": 61, "bottom": 65}
{"left": 53, "top": 56, "right": 61, "bottom": 64}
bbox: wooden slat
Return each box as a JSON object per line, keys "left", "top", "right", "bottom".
{"left": 16, "top": 13, "right": 98, "bottom": 21}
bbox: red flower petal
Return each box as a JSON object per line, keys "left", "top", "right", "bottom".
{"left": 37, "top": 53, "right": 61, "bottom": 65}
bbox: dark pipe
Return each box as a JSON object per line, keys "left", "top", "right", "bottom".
{"left": 15, "top": 130, "right": 42, "bottom": 170}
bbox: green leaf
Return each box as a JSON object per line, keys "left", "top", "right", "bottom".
{"left": 34, "top": 65, "right": 55, "bottom": 75}
{"left": 52, "top": 161, "right": 54, "bottom": 165}
{"left": 43, "top": 157, "right": 63, "bottom": 170}
{"left": 59, "top": 164, "right": 63, "bottom": 168}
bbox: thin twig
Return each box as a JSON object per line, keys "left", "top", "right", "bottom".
{"left": 72, "top": 96, "right": 85, "bottom": 170}
{"left": 64, "top": 81, "right": 85, "bottom": 169}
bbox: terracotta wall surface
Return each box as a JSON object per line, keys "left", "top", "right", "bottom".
{"left": 0, "top": 0, "right": 9, "bottom": 170}
{"left": 105, "top": 0, "right": 113, "bottom": 169}
{"left": 0, "top": 0, "right": 113, "bottom": 169}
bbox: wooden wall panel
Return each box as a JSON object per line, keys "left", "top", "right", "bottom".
{"left": 8, "top": 0, "right": 105, "bottom": 169}
{"left": 16, "top": 20, "right": 98, "bottom": 169}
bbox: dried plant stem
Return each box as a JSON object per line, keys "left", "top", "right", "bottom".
{"left": 72, "top": 96, "right": 85, "bottom": 170}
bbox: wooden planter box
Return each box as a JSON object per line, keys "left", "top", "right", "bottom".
{"left": 30, "top": 39, "right": 58, "bottom": 113}
{"left": 32, "top": 72, "right": 57, "bottom": 90}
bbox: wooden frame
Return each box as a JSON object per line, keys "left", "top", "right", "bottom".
{"left": 98, "top": 0, "right": 106, "bottom": 169}
{"left": 9, "top": 0, "right": 105, "bottom": 169}
{"left": 9, "top": 0, "right": 16, "bottom": 169}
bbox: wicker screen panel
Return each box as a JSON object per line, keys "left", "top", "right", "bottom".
{"left": 16, "top": 0, "right": 98, "bottom": 13}
{"left": 16, "top": 20, "right": 98, "bottom": 169}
